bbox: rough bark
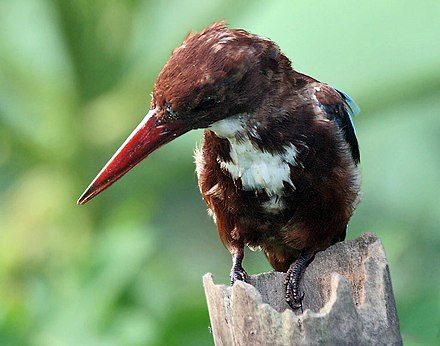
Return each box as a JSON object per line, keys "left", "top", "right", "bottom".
{"left": 203, "top": 232, "right": 402, "bottom": 345}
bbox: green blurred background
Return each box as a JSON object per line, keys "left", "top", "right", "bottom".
{"left": 1, "top": 0, "right": 439, "bottom": 345}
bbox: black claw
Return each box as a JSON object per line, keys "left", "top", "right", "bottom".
{"left": 292, "top": 290, "right": 305, "bottom": 302}
{"left": 286, "top": 296, "right": 304, "bottom": 311}
{"left": 285, "top": 288, "right": 305, "bottom": 310}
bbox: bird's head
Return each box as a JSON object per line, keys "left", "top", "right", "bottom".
{"left": 78, "top": 21, "right": 292, "bottom": 204}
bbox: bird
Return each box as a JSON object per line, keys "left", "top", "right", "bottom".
{"left": 77, "top": 21, "right": 361, "bottom": 310}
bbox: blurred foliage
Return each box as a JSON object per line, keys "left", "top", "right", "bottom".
{"left": 1, "top": 0, "right": 439, "bottom": 345}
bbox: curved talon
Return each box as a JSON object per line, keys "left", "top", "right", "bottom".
{"left": 292, "top": 291, "right": 305, "bottom": 302}
{"left": 286, "top": 296, "right": 304, "bottom": 310}
{"left": 285, "top": 286, "right": 305, "bottom": 309}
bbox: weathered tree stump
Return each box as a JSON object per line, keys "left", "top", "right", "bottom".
{"left": 203, "top": 233, "right": 402, "bottom": 345}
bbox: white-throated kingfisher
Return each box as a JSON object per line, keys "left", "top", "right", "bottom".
{"left": 78, "top": 22, "right": 361, "bottom": 310}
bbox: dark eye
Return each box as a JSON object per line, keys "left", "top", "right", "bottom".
{"left": 160, "top": 102, "right": 177, "bottom": 122}
{"left": 195, "top": 96, "right": 219, "bottom": 112}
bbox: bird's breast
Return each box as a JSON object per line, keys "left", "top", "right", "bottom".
{"left": 208, "top": 117, "right": 299, "bottom": 214}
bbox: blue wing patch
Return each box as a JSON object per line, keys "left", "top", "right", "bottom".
{"left": 334, "top": 88, "right": 360, "bottom": 136}
{"left": 335, "top": 88, "right": 360, "bottom": 164}
{"left": 319, "top": 87, "right": 360, "bottom": 164}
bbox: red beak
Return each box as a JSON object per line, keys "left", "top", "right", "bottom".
{"left": 77, "top": 108, "right": 189, "bottom": 205}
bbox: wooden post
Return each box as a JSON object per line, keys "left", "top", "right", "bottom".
{"left": 203, "top": 233, "right": 402, "bottom": 345}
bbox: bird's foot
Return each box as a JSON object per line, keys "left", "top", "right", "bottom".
{"left": 284, "top": 250, "right": 312, "bottom": 312}
{"left": 230, "top": 264, "right": 249, "bottom": 285}
{"left": 285, "top": 282, "right": 305, "bottom": 311}
{"left": 230, "top": 251, "right": 248, "bottom": 285}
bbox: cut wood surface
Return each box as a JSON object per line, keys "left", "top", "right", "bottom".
{"left": 203, "top": 233, "right": 402, "bottom": 345}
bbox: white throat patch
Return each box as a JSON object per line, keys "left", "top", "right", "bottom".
{"left": 209, "top": 117, "right": 298, "bottom": 211}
